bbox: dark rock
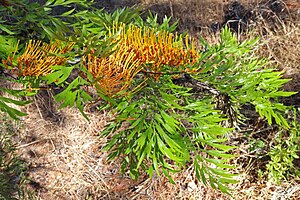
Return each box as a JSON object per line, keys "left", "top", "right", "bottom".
{"left": 222, "top": 1, "right": 252, "bottom": 33}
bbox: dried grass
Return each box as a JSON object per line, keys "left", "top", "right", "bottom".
{"left": 252, "top": 20, "right": 300, "bottom": 74}
{"left": 15, "top": 98, "right": 113, "bottom": 199}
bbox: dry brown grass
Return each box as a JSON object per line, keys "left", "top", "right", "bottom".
{"left": 5, "top": 0, "right": 300, "bottom": 199}
{"left": 256, "top": 21, "right": 300, "bottom": 73}
{"left": 15, "top": 101, "right": 111, "bottom": 199}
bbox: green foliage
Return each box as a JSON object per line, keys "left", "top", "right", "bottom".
{"left": 0, "top": 36, "right": 30, "bottom": 120}
{"left": 0, "top": 114, "right": 28, "bottom": 199}
{"left": 194, "top": 27, "right": 296, "bottom": 128}
{"left": 102, "top": 77, "right": 236, "bottom": 192}
{"left": 0, "top": 91, "right": 30, "bottom": 120}
{"left": 135, "top": 11, "right": 178, "bottom": 32}
{"left": 86, "top": 7, "right": 142, "bottom": 30}
{"left": 0, "top": 0, "right": 98, "bottom": 120}
{"left": 44, "top": 65, "right": 93, "bottom": 120}
{"left": 0, "top": 0, "right": 92, "bottom": 41}
{"left": 76, "top": 6, "right": 178, "bottom": 33}
{"left": 0, "top": 35, "right": 19, "bottom": 59}
{"left": 266, "top": 108, "right": 300, "bottom": 184}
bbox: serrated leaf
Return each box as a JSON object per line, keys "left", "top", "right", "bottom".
{"left": 136, "top": 147, "right": 147, "bottom": 170}
{"left": 152, "top": 150, "right": 160, "bottom": 176}
{"left": 0, "top": 96, "right": 31, "bottom": 106}
{"left": 160, "top": 110, "right": 180, "bottom": 129}
{"left": 162, "top": 168, "right": 175, "bottom": 184}
{"left": 59, "top": 91, "right": 77, "bottom": 108}
{"left": 160, "top": 91, "right": 182, "bottom": 109}
{"left": 216, "top": 182, "right": 231, "bottom": 194}
{"left": 0, "top": 24, "right": 15, "bottom": 35}
{"left": 129, "top": 115, "right": 144, "bottom": 129}
{"left": 41, "top": 25, "right": 66, "bottom": 41}
{"left": 61, "top": 8, "right": 76, "bottom": 16}
{"left": 209, "top": 167, "right": 236, "bottom": 178}
{"left": 0, "top": 100, "right": 28, "bottom": 120}
{"left": 156, "top": 134, "right": 183, "bottom": 163}
{"left": 206, "top": 141, "right": 236, "bottom": 152}
{"left": 155, "top": 123, "right": 183, "bottom": 153}
{"left": 44, "top": 65, "right": 75, "bottom": 85}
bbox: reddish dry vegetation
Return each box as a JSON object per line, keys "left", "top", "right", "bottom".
{"left": 8, "top": 0, "right": 300, "bottom": 199}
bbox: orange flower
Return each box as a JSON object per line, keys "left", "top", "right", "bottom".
{"left": 83, "top": 23, "right": 199, "bottom": 97}
{"left": 3, "top": 40, "right": 74, "bottom": 77}
{"left": 83, "top": 44, "right": 145, "bottom": 97}
{"left": 108, "top": 23, "right": 199, "bottom": 79}
{"left": 2, "top": 24, "right": 199, "bottom": 98}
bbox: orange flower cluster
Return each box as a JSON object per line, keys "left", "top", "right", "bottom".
{"left": 83, "top": 23, "right": 200, "bottom": 96}
{"left": 83, "top": 46, "right": 145, "bottom": 97}
{"left": 110, "top": 24, "right": 199, "bottom": 79}
{"left": 3, "top": 40, "right": 74, "bottom": 77}
{"left": 2, "top": 24, "right": 199, "bottom": 97}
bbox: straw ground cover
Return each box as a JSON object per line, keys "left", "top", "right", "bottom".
{"left": 1, "top": 0, "right": 300, "bottom": 199}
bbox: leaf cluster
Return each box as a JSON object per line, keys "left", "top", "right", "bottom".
{"left": 266, "top": 108, "right": 300, "bottom": 184}
{"left": 193, "top": 27, "right": 296, "bottom": 128}
{"left": 102, "top": 77, "right": 236, "bottom": 193}
{"left": 0, "top": 115, "right": 28, "bottom": 199}
{"left": 0, "top": 0, "right": 92, "bottom": 41}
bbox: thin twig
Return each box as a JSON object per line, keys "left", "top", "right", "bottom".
{"left": 193, "top": 81, "right": 220, "bottom": 96}
{"left": 15, "top": 140, "right": 42, "bottom": 149}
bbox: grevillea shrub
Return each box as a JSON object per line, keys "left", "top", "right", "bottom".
{"left": 0, "top": 0, "right": 297, "bottom": 194}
